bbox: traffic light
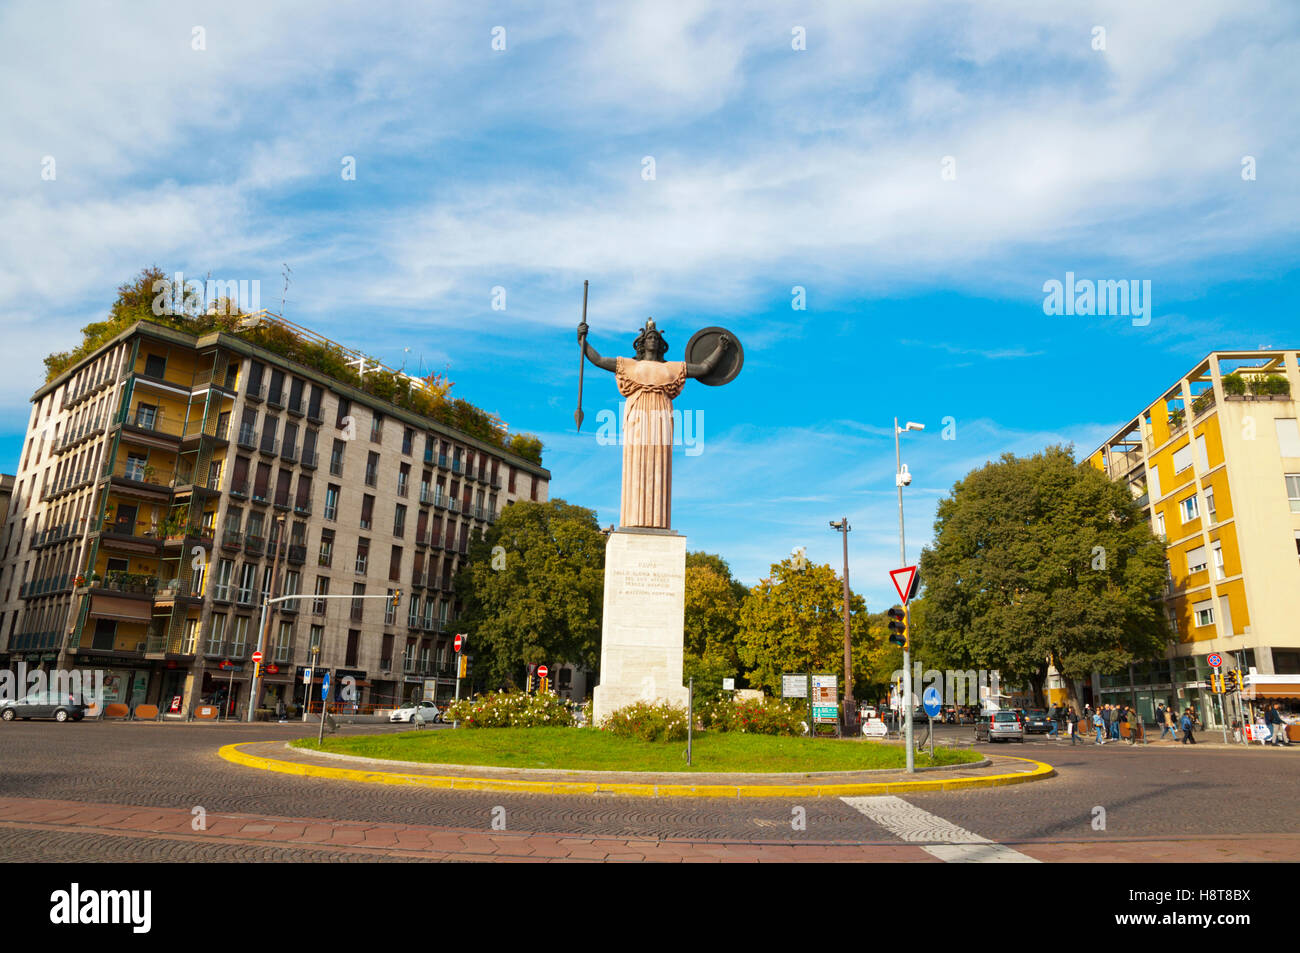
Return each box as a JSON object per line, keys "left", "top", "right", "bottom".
{"left": 1210, "top": 672, "right": 1223, "bottom": 694}
{"left": 887, "top": 606, "right": 908, "bottom": 648}
{"left": 1223, "top": 670, "right": 1240, "bottom": 693}
{"left": 391, "top": 589, "right": 402, "bottom": 608}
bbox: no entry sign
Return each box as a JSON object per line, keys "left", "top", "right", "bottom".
{"left": 537, "top": 665, "right": 549, "bottom": 680}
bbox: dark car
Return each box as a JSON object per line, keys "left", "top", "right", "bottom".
{"left": 1021, "top": 708, "right": 1051, "bottom": 733}
{"left": 0, "top": 690, "right": 88, "bottom": 722}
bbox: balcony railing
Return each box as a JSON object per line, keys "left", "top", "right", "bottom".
{"left": 19, "top": 574, "right": 75, "bottom": 598}
{"left": 237, "top": 425, "right": 257, "bottom": 450}
{"left": 244, "top": 534, "right": 266, "bottom": 556}
{"left": 221, "top": 530, "right": 243, "bottom": 550}
{"left": 54, "top": 413, "right": 109, "bottom": 454}
{"left": 119, "top": 408, "right": 184, "bottom": 438}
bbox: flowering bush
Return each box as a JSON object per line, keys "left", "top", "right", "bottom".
{"left": 601, "top": 701, "right": 689, "bottom": 742}
{"left": 442, "top": 691, "right": 574, "bottom": 728}
{"left": 697, "top": 695, "right": 804, "bottom": 736}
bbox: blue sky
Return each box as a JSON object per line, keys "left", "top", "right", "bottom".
{"left": 3, "top": 1, "right": 1299, "bottom": 608}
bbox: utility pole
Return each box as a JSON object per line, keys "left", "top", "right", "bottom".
{"left": 829, "top": 518, "right": 854, "bottom": 723}
{"left": 247, "top": 514, "right": 286, "bottom": 722}
{"left": 895, "top": 418, "right": 925, "bottom": 773}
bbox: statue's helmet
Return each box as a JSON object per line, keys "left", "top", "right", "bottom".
{"left": 633, "top": 318, "right": 668, "bottom": 360}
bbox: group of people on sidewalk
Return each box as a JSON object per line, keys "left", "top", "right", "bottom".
{"left": 1049, "top": 700, "right": 1296, "bottom": 747}
{"left": 1053, "top": 701, "right": 1200, "bottom": 745}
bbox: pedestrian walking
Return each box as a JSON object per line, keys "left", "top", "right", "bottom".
{"left": 1093, "top": 708, "right": 1106, "bottom": 744}
{"left": 1068, "top": 707, "right": 1081, "bottom": 745}
{"left": 1180, "top": 708, "right": 1197, "bottom": 744}
{"left": 1266, "top": 704, "right": 1292, "bottom": 747}
{"left": 1109, "top": 704, "right": 1121, "bottom": 741}
{"left": 1159, "top": 703, "right": 1179, "bottom": 741}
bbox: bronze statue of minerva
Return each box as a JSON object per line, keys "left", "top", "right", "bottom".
{"left": 576, "top": 311, "right": 744, "bottom": 530}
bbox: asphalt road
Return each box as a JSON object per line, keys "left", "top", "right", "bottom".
{"left": 0, "top": 720, "right": 1296, "bottom": 861}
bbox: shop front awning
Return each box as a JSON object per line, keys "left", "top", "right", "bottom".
{"left": 89, "top": 595, "right": 153, "bottom": 623}
{"left": 1244, "top": 676, "right": 1300, "bottom": 699}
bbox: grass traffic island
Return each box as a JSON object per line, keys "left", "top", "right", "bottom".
{"left": 291, "top": 727, "right": 983, "bottom": 774}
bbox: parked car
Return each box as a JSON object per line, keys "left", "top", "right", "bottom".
{"left": 389, "top": 701, "right": 441, "bottom": 724}
{"left": 1021, "top": 708, "right": 1051, "bottom": 733}
{"left": 0, "top": 690, "right": 87, "bottom": 722}
{"left": 974, "top": 709, "right": 1024, "bottom": 743}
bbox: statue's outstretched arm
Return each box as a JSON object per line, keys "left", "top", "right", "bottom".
{"left": 686, "top": 333, "right": 731, "bottom": 379}
{"left": 578, "top": 324, "right": 617, "bottom": 372}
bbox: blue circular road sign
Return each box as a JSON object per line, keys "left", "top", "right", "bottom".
{"left": 923, "top": 686, "right": 942, "bottom": 718}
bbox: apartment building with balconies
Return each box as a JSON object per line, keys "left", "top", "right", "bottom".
{"left": 0, "top": 318, "right": 549, "bottom": 717}
{"left": 1088, "top": 349, "right": 1300, "bottom": 727}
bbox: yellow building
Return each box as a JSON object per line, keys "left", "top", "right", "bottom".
{"left": 1089, "top": 349, "right": 1300, "bottom": 728}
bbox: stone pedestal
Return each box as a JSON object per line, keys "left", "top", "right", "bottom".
{"left": 592, "top": 528, "right": 689, "bottom": 725}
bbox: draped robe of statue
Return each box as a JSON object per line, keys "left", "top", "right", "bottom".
{"left": 615, "top": 355, "right": 686, "bottom": 529}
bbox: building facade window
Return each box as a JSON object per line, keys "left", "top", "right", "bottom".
{"left": 1286, "top": 474, "right": 1300, "bottom": 513}
{"left": 324, "top": 484, "right": 339, "bottom": 521}
{"left": 1193, "top": 601, "right": 1215, "bottom": 628}
{"left": 1179, "top": 494, "right": 1199, "bottom": 522}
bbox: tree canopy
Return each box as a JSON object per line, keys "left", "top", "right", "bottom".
{"left": 683, "top": 551, "right": 747, "bottom": 696}
{"left": 736, "top": 556, "right": 872, "bottom": 699}
{"left": 454, "top": 500, "right": 606, "bottom": 688}
{"left": 918, "top": 445, "right": 1169, "bottom": 708}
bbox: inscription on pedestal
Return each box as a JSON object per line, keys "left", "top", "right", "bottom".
{"left": 593, "top": 531, "right": 688, "bottom": 723}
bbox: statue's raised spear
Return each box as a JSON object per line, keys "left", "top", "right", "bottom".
{"left": 575, "top": 280, "right": 589, "bottom": 431}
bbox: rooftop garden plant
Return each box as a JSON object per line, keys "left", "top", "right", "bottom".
{"left": 44, "top": 267, "right": 544, "bottom": 465}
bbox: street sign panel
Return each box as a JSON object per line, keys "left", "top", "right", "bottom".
{"left": 537, "top": 665, "right": 549, "bottom": 680}
{"left": 251, "top": 651, "right": 263, "bottom": 663}
{"left": 454, "top": 634, "right": 464, "bottom": 652}
{"left": 722, "top": 678, "right": 735, "bottom": 691}
{"left": 923, "top": 686, "right": 942, "bottom": 718}
{"left": 321, "top": 672, "right": 330, "bottom": 700}
{"left": 890, "top": 566, "right": 918, "bottom": 604}
{"left": 782, "top": 674, "right": 808, "bottom": 698}
{"left": 1208, "top": 653, "right": 1223, "bottom": 668}
{"left": 303, "top": 667, "right": 313, "bottom": 684}
{"left": 811, "top": 675, "right": 838, "bottom": 724}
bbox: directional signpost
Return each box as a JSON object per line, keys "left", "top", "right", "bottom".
{"left": 923, "top": 685, "right": 942, "bottom": 760}
{"left": 452, "top": 634, "right": 468, "bottom": 727}
{"left": 318, "top": 671, "right": 332, "bottom": 743}
{"left": 811, "top": 674, "right": 839, "bottom": 737}
{"left": 1208, "top": 654, "right": 1227, "bottom": 742}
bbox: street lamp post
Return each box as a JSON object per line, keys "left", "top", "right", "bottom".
{"left": 247, "top": 515, "right": 286, "bottom": 722}
{"left": 829, "top": 518, "right": 854, "bottom": 727}
{"left": 895, "top": 418, "right": 925, "bottom": 773}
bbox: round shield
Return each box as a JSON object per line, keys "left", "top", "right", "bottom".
{"left": 685, "top": 326, "right": 744, "bottom": 386}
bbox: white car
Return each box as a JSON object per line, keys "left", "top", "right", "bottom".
{"left": 389, "top": 701, "right": 441, "bottom": 725}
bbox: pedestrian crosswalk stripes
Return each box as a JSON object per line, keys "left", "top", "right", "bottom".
{"left": 840, "top": 795, "right": 1039, "bottom": 863}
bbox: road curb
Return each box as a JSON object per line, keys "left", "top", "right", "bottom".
{"left": 218, "top": 743, "right": 1056, "bottom": 798}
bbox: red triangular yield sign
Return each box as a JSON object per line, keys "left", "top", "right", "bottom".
{"left": 890, "top": 566, "right": 918, "bottom": 604}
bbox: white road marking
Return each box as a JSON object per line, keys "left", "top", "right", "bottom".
{"left": 840, "top": 795, "right": 1039, "bottom": 863}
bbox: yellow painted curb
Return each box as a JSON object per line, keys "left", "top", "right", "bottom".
{"left": 219, "top": 743, "right": 1056, "bottom": 798}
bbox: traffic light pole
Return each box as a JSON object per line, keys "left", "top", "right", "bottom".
{"left": 255, "top": 591, "right": 401, "bottom": 723}
{"left": 895, "top": 417, "right": 914, "bottom": 774}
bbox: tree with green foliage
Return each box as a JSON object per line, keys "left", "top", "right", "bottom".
{"left": 736, "top": 556, "right": 871, "bottom": 699}
{"left": 918, "top": 445, "right": 1169, "bottom": 711}
{"left": 683, "top": 551, "right": 747, "bottom": 697}
{"left": 454, "top": 500, "right": 606, "bottom": 689}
